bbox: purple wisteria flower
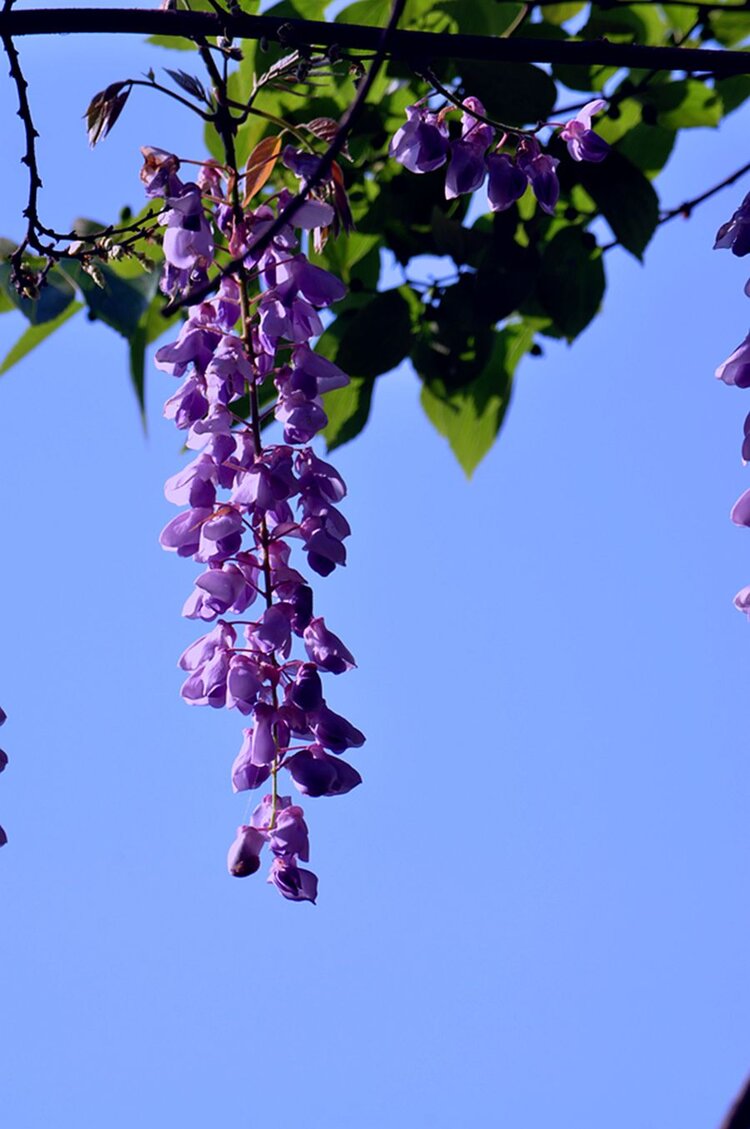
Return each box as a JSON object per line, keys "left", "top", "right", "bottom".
{"left": 445, "top": 97, "right": 494, "bottom": 200}
{"left": 389, "top": 103, "right": 450, "bottom": 174}
{"left": 268, "top": 857, "right": 318, "bottom": 903}
{"left": 227, "top": 825, "right": 265, "bottom": 877}
{"left": 716, "top": 333, "right": 750, "bottom": 388}
{"left": 0, "top": 708, "right": 7, "bottom": 848}
{"left": 733, "top": 585, "right": 750, "bottom": 616}
{"left": 517, "top": 137, "right": 560, "bottom": 215}
{"left": 715, "top": 191, "right": 750, "bottom": 257}
{"left": 559, "top": 99, "right": 609, "bottom": 163}
{"left": 731, "top": 489, "right": 750, "bottom": 527}
{"left": 487, "top": 153, "right": 527, "bottom": 212}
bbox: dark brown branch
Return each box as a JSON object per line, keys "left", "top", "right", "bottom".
{"left": 720, "top": 1074, "right": 750, "bottom": 1129}
{"left": 1, "top": 24, "right": 47, "bottom": 267}
{"left": 163, "top": 0, "right": 407, "bottom": 314}
{"left": 1, "top": 8, "right": 750, "bottom": 76}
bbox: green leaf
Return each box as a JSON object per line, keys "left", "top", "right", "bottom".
{"left": 543, "top": 3, "right": 586, "bottom": 25}
{"left": 363, "top": 165, "right": 464, "bottom": 264}
{"left": 583, "top": 4, "right": 667, "bottom": 44}
{"left": 420, "top": 323, "right": 533, "bottom": 477}
{"left": 616, "top": 123, "right": 675, "bottom": 178}
{"left": 644, "top": 79, "right": 723, "bottom": 129}
{"left": 335, "top": 0, "right": 392, "bottom": 24}
{"left": 412, "top": 276, "right": 494, "bottom": 390}
{"left": 127, "top": 325, "right": 149, "bottom": 421}
{"left": 716, "top": 75, "right": 750, "bottom": 116}
{"left": 310, "top": 230, "right": 380, "bottom": 284}
{"left": 335, "top": 288, "right": 413, "bottom": 377}
{"left": 458, "top": 61, "right": 557, "bottom": 126}
{"left": 0, "top": 263, "right": 77, "bottom": 325}
{"left": 578, "top": 150, "right": 659, "bottom": 260}
{"left": 552, "top": 59, "right": 618, "bottom": 94}
{"left": 660, "top": 4, "right": 700, "bottom": 36}
{"left": 323, "top": 375, "right": 375, "bottom": 450}
{"left": 537, "top": 227, "right": 605, "bottom": 341}
{"left": 59, "top": 260, "right": 159, "bottom": 338}
{"left": 0, "top": 301, "right": 82, "bottom": 375}
{"left": 708, "top": 10, "right": 750, "bottom": 47}
{"left": 315, "top": 314, "right": 376, "bottom": 448}
{"left": 430, "top": 0, "right": 524, "bottom": 36}
{"left": 265, "top": 0, "right": 328, "bottom": 19}
{"left": 126, "top": 281, "right": 183, "bottom": 418}
{"left": 594, "top": 97, "right": 642, "bottom": 145}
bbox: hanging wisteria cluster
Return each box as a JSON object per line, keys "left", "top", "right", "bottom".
{"left": 147, "top": 145, "right": 364, "bottom": 903}
{"left": 0, "top": 705, "right": 7, "bottom": 849}
{"left": 714, "top": 193, "right": 750, "bottom": 615}
{"left": 389, "top": 95, "right": 609, "bottom": 213}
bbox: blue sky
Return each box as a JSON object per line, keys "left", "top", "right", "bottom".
{"left": 1, "top": 8, "right": 750, "bottom": 1129}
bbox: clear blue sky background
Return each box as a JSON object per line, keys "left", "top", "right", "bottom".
{"left": 1, "top": 5, "right": 750, "bottom": 1128}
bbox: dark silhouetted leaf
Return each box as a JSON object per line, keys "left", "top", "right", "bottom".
{"left": 616, "top": 123, "right": 675, "bottom": 178}
{"left": 165, "top": 68, "right": 209, "bottom": 104}
{"left": 430, "top": 208, "right": 490, "bottom": 266}
{"left": 335, "top": 288, "right": 413, "bottom": 377}
{"left": 457, "top": 61, "right": 557, "bottom": 126}
{"left": 537, "top": 227, "right": 605, "bottom": 340}
{"left": 716, "top": 75, "right": 750, "bottom": 117}
{"left": 578, "top": 150, "right": 659, "bottom": 259}
{"left": 86, "top": 81, "right": 131, "bottom": 147}
{"left": 59, "top": 260, "right": 159, "bottom": 338}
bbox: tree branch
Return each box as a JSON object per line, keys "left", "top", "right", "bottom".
{"left": 1, "top": 7, "right": 750, "bottom": 76}
{"left": 720, "top": 1074, "right": 750, "bottom": 1129}
{"left": 659, "top": 159, "right": 750, "bottom": 225}
{"left": 1, "top": 25, "right": 46, "bottom": 266}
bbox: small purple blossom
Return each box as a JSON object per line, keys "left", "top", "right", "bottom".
{"left": 517, "top": 137, "right": 560, "bottom": 215}
{"left": 715, "top": 191, "right": 750, "bottom": 257}
{"left": 731, "top": 489, "right": 750, "bottom": 527}
{"left": 267, "top": 857, "right": 318, "bottom": 903}
{"left": 227, "top": 825, "right": 266, "bottom": 877}
{"left": 390, "top": 104, "right": 450, "bottom": 174}
{"left": 716, "top": 333, "right": 750, "bottom": 388}
{"left": 734, "top": 586, "right": 750, "bottom": 616}
{"left": 559, "top": 99, "right": 609, "bottom": 163}
{"left": 487, "top": 153, "right": 527, "bottom": 212}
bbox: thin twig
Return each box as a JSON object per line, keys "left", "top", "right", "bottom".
{"left": 659, "top": 159, "right": 750, "bottom": 224}
{"left": 130, "top": 76, "right": 212, "bottom": 120}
